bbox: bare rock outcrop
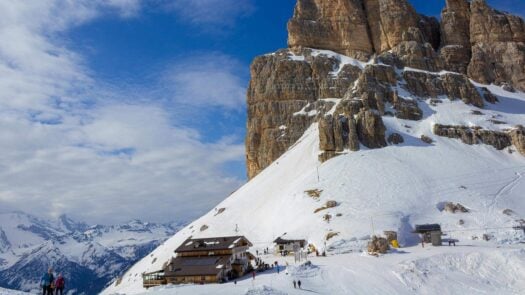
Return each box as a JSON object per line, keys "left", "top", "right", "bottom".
{"left": 510, "top": 125, "right": 525, "bottom": 156}
{"left": 318, "top": 114, "right": 359, "bottom": 162}
{"left": 467, "top": 0, "right": 525, "bottom": 91}
{"left": 362, "top": 0, "right": 420, "bottom": 53}
{"left": 418, "top": 14, "right": 441, "bottom": 50}
{"left": 394, "top": 95, "right": 423, "bottom": 121}
{"left": 439, "top": 0, "right": 525, "bottom": 91}
{"left": 367, "top": 236, "right": 389, "bottom": 254}
{"left": 246, "top": 49, "right": 363, "bottom": 178}
{"left": 378, "top": 26, "right": 442, "bottom": 72}
{"left": 356, "top": 109, "right": 387, "bottom": 149}
{"left": 480, "top": 87, "right": 498, "bottom": 104}
{"left": 403, "top": 71, "right": 484, "bottom": 108}
{"left": 433, "top": 124, "right": 512, "bottom": 150}
{"left": 288, "top": 0, "right": 373, "bottom": 60}
{"left": 440, "top": 0, "right": 472, "bottom": 74}
{"left": 351, "top": 64, "right": 397, "bottom": 114}
{"left": 444, "top": 202, "right": 470, "bottom": 213}
{"left": 289, "top": 0, "right": 441, "bottom": 67}
{"left": 387, "top": 133, "right": 404, "bottom": 145}
{"left": 469, "top": 42, "right": 525, "bottom": 93}
{"left": 319, "top": 108, "right": 388, "bottom": 161}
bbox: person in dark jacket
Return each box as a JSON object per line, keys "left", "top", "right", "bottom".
{"left": 297, "top": 280, "right": 302, "bottom": 289}
{"left": 54, "top": 273, "right": 65, "bottom": 295}
{"left": 40, "top": 268, "right": 54, "bottom": 295}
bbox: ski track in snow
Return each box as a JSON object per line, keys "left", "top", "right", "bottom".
{"left": 492, "top": 171, "right": 523, "bottom": 208}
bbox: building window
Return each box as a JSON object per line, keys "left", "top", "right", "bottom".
{"left": 201, "top": 276, "right": 206, "bottom": 281}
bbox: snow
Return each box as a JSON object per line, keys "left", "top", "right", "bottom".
{"left": 292, "top": 103, "right": 317, "bottom": 117}
{"left": 103, "top": 55, "right": 525, "bottom": 295}
{"left": 403, "top": 67, "right": 458, "bottom": 76}
{"left": 104, "top": 111, "right": 525, "bottom": 294}
{"left": 0, "top": 212, "right": 181, "bottom": 293}
{"left": 111, "top": 244, "right": 525, "bottom": 295}
{"left": 0, "top": 287, "right": 31, "bottom": 295}
{"left": 285, "top": 48, "right": 373, "bottom": 76}
{"left": 309, "top": 49, "right": 372, "bottom": 75}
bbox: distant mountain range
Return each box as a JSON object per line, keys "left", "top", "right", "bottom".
{"left": 0, "top": 211, "right": 183, "bottom": 294}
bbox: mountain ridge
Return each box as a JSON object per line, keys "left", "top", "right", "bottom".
{"left": 0, "top": 211, "right": 183, "bottom": 294}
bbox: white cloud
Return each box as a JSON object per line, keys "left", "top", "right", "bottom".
{"left": 0, "top": 103, "right": 245, "bottom": 224}
{"left": 167, "top": 0, "right": 255, "bottom": 27}
{"left": 162, "top": 54, "right": 247, "bottom": 110}
{"left": 0, "top": 0, "right": 246, "bottom": 224}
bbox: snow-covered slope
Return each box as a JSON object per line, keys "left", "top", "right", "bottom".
{"left": 0, "top": 212, "right": 182, "bottom": 294}
{"left": 0, "top": 287, "right": 30, "bottom": 295}
{"left": 103, "top": 80, "right": 525, "bottom": 294}
{"left": 120, "top": 245, "right": 525, "bottom": 295}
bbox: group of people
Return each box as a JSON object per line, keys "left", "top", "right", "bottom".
{"left": 292, "top": 279, "right": 302, "bottom": 289}
{"left": 40, "top": 268, "right": 66, "bottom": 295}
{"left": 255, "top": 247, "right": 271, "bottom": 256}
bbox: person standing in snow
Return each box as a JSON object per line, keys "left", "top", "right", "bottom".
{"left": 298, "top": 280, "right": 302, "bottom": 289}
{"left": 40, "top": 268, "right": 54, "bottom": 295}
{"left": 293, "top": 280, "right": 297, "bottom": 288}
{"left": 252, "top": 271, "right": 256, "bottom": 280}
{"left": 54, "top": 273, "right": 65, "bottom": 295}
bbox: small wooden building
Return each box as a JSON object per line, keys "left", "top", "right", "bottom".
{"left": 165, "top": 255, "right": 232, "bottom": 284}
{"left": 273, "top": 237, "right": 307, "bottom": 255}
{"left": 414, "top": 224, "right": 442, "bottom": 246}
{"left": 142, "top": 271, "right": 167, "bottom": 288}
{"left": 143, "top": 236, "right": 253, "bottom": 288}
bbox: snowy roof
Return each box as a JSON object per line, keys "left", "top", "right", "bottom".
{"left": 175, "top": 236, "right": 252, "bottom": 253}
{"left": 273, "top": 237, "right": 307, "bottom": 244}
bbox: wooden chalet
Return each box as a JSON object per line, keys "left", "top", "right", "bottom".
{"left": 273, "top": 237, "right": 307, "bottom": 255}
{"left": 143, "top": 236, "right": 253, "bottom": 288}
{"left": 414, "top": 224, "right": 442, "bottom": 246}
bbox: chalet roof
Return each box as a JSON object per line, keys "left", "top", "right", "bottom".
{"left": 273, "top": 237, "right": 307, "bottom": 244}
{"left": 175, "top": 236, "right": 252, "bottom": 253}
{"left": 414, "top": 224, "right": 442, "bottom": 233}
{"left": 166, "top": 256, "right": 230, "bottom": 277}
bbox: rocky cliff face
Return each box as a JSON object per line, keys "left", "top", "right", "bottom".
{"left": 246, "top": 0, "right": 525, "bottom": 179}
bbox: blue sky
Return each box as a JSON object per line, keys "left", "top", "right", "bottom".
{"left": 0, "top": 0, "right": 523, "bottom": 224}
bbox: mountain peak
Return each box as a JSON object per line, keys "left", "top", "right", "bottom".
{"left": 58, "top": 214, "right": 89, "bottom": 233}
{"left": 247, "top": 0, "right": 525, "bottom": 178}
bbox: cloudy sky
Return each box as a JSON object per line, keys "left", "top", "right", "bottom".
{"left": 0, "top": 0, "right": 523, "bottom": 225}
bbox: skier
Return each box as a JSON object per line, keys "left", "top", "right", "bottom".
{"left": 298, "top": 280, "right": 302, "bottom": 289}
{"left": 252, "top": 271, "right": 256, "bottom": 280}
{"left": 293, "top": 280, "right": 297, "bottom": 288}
